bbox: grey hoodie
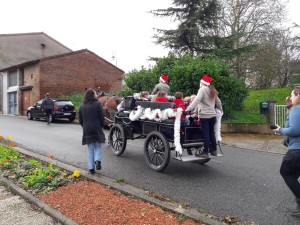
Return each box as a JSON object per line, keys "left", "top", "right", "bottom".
{"left": 151, "top": 82, "right": 170, "bottom": 95}
{"left": 186, "top": 86, "right": 222, "bottom": 119}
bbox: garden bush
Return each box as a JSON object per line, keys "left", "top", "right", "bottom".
{"left": 122, "top": 53, "right": 248, "bottom": 117}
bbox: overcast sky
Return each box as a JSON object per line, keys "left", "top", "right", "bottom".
{"left": 1, "top": 0, "right": 299, "bottom": 73}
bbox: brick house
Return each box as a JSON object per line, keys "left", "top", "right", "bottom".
{"left": 0, "top": 49, "right": 124, "bottom": 116}
{"left": 0, "top": 32, "right": 73, "bottom": 113}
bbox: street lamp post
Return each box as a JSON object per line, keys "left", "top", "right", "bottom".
{"left": 111, "top": 50, "right": 117, "bottom": 67}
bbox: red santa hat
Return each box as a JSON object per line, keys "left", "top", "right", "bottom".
{"left": 160, "top": 74, "right": 168, "bottom": 83}
{"left": 200, "top": 75, "right": 213, "bottom": 86}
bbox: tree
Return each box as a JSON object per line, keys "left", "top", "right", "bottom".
{"left": 217, "top": 0, "right": 287, "bottom": 79}
{"left": 248, "top": 27, "right": 300, "bottom": 89}
{"left": 150, "top": 0, "right": 289, "bottom": 86}
{"left": 151, "top": 0, "right": 220, "bottom": 55}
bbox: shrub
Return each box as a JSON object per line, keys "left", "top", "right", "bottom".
{"left": 124, "top": 53, "right": 248, "bottom": 116}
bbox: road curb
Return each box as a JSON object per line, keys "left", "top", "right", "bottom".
{"left": 14, "top": 146, "right": 225, "bottom": 225}
{"left": 0, "top": 175, "right": 79, "bottom": 225}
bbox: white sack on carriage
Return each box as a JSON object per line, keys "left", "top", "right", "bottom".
{"left": 129, "top": 105, "right": 183, "bottom": 155}
{"left": 215, "top": 108, "right": 223, "bottom": 142}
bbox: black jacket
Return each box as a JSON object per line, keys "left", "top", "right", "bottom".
{"left": 79, "top": 100, "right": 106, "bottom": 145}
{"left": 41, "top": 97, "right": 54, "bottom": 110}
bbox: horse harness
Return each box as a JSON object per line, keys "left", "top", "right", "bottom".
{"left": 102, "top": 96, "right": 110, "bottom": 108}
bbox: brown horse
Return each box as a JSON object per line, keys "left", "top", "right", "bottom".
{"left": 97, "top": 94, "right": 123, "bottom": 126}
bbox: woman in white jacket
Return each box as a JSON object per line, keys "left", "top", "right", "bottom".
{"left": 186, "top": 75, "right": 222, "bottom": 158}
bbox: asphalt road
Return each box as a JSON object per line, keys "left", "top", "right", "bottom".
{"left": 1, "top": 115, "right": 299, "bottom": 225}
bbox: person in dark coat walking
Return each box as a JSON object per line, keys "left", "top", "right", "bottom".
{"left": 79, "top": 88, "right": 106, "bottom": 174}
{"left": 41, "top": 93, "right": 54, "bottom": 125}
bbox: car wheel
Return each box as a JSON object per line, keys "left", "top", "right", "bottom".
{"left": 69, "top": 117, "right": 75, "bottom": 122}
{"left": 27, "top": 111, "right": 33, "bottom": 120}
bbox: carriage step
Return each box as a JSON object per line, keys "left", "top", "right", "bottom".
{"left": 173, "top": 154, "right": 223, "bottom": 162}
{"left": 173, "top": 155, "right": 206, "bottom": 161}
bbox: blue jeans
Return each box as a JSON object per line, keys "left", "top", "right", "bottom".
{"left": 201, "top": 117, "right": 217, "bottom": 153}
{"left": 87, "top": 142, "right": 102, "bottom": 170}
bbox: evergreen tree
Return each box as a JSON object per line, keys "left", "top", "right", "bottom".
{"left": 151, "top": 0, "right": 220, "bottom": 55}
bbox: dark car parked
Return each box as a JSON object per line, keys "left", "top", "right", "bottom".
{"left": 27, "top": 99, "right": 76, "bottom": 123}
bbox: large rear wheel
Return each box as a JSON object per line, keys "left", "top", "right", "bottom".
{"left": 144, "top": 131, "right": 170, "bottom": 172}
{"left": 108, "top": 124, "right": 127, "bottom": 156}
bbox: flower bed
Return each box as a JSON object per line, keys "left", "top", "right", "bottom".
{"left": 0, "top": 136, "right": 81, "bottom": 194}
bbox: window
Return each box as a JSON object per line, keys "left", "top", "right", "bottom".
{"left": 8, "top": 70, "right": 17, "bottom": 87}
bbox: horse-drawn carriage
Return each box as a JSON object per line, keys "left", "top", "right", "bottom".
{"left": 107, "top": 96, "right": 223, "bottom": 172}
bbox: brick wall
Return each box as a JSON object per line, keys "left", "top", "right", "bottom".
{"left": 39, "top": 50, "right": 123, "bottom": 98}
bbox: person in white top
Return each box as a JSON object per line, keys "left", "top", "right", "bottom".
{"left": 186, "top": 75, "right": 222, "bottom": 158}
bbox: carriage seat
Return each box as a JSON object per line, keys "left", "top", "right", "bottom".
{"left": 135, "top": 101, "right": 176, "bottom": 110}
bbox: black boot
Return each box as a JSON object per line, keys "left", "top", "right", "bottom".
{"left": 210, "top": 149, "right": 217, "bottom": 156}
{"left": 289, "top": 198, "right": 300, "bottom": 217}
{"left": 89, "top": 169, "right": 95, "bottom": 175}
{"left": 95, "top": 161, "right": 101, "bottom": 170}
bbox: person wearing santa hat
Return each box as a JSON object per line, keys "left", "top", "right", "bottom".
{"left": 151, "top": 74, "right": 170, "bottom": 96}
{"left": 185, "top": 75, "right": 223, "bottom": 158}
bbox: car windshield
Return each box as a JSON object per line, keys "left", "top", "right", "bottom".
{"left": 54, "top": 101, "right": 73, "bottom": 106}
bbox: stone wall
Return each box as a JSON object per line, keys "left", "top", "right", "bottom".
{"left": 221, "top": 123, "right": 273, "bottom": 135}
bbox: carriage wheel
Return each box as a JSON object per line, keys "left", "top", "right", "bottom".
{"left": 108, "top": 124, "right": 127, "bottom": 156}
{"left": 186, "top": 147, "right": 211, "bottom": 164}
{"left": 144, "top": 131, "right": 170, "bottom": 172}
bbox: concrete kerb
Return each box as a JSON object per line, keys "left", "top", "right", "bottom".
{"left": 13, "top": 147, "right": 225, "bottom": 225}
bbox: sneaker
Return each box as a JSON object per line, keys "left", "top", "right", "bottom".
{"left": 95, "top": 161, "right": 101, "bottom": 170}
{"left": 288, "top": 199, "right": 300, "bottom": 217}
{"left": 89, "top": 169, "right": 95, "bottom": 175}
{"left": 288, "top": 206, "right": 300, "bottom": 217}
{"left": 195, "top": 152, "right": 209, "bottom": 158}
{"left": 210, "top": 151, "right": 217, "bottom": 156}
